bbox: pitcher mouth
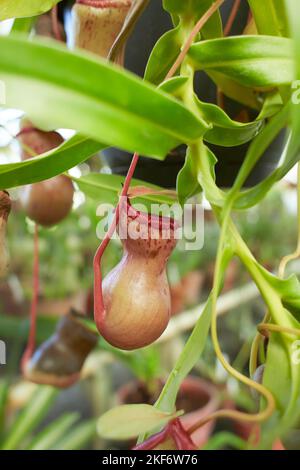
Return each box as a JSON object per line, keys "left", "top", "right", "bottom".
{"left": 76, "top": 0, "right": 132, "bottom": 8}
{"left": 120, "top": 198, "right": 179, "bottom": 232}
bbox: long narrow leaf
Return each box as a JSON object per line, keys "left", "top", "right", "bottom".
{"left": 0, "top": 35, "right": 204, "bottom": 160}
{"left": 0, "top": 1, "right": 61, "bottom": 20}
{"left": 1, "top": 386, "right": 58, "bottom": 450}
{"left": 54, "top": 419, "right": 97, "bottom": 450}
{"left": 27, "top": 413, "right": 80, "bottom": 450}
{"left": 189, "top": 36, "right": 293, "bottom": 87}
{"left": 0, "top": 134, "right": 105, "bottom": 189}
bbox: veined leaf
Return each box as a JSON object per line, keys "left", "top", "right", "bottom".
{"left": 0, "top": 1, "right": 61, "bottom": 20}
{"left": 0, "top": 35, "right": 203, "bottom": 160}
{"left": 189, "top": 36, "right": 294, "bottom": 87}
{"left": 0, "top": 134, "right": 105, "bottom": 189}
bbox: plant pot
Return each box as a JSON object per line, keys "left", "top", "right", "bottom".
{"left": 103, "top": 0, "right": 285, "bottom": 188}
{"left": 118, "top": 376, "right": 220, "bottom": 448}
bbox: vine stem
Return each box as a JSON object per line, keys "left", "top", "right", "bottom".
{"left": 194, "top": 204, "right": 276, "bottom": 433}
{"left": 224, "top": 0, "right": 241, "bottom": 36}
{"left": 217, "top": 0, "right": 241, "bottom": 107}
{"left": 21, "top": 224, "right": 39, "bottom": 372}
{"left": 257, "top": 323, "right": 300, "bottom": 339}
{"left": 93, "top": 0, "right": 226, "bottom": 331}
{"left": 165, "top": 0, "right": 225, "bottom": 80}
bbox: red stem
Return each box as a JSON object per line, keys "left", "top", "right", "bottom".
{"left": 171, "top": 420, "right": 197, "bottom": 450}
{"left": 224, "top": 0, "right": 241, "bottom": 36}
{"left": 21, "top": 224, "right": 39, "bottom": 373}
{"left": 132, "top": 419, "right": 196, "bottom": 450}
{"left": 93, "top": 152, "right": 139, "bottom": 332}
{"left": 133, "top": 427, "right": 169, "bottom": 450}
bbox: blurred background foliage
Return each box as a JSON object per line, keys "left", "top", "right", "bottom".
{"left": 0, "top": 154, "right": 297, "bottom": 449}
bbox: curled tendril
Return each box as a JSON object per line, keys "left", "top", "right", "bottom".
{"left": 257, "top": 323, "right": 300, "bottom": 340}
{"left": 250, "top": 164, "right": 300, "bottom": 376}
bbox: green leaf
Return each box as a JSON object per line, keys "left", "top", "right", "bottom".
{"left": 148, "top": 0, "right": 223, "bottom": 86}
{"left": 0, "top": 134, "right": 105, "bottom": 189}
{"left": 189, "top": 36, "right": 294, "bottom": 87}
{"left": 11, "top": 17, "right": 36, "bottom": 34}
{"left": 197, "top": 0, "right": 222, "bottom": 40}
{"left": 97, "top": 404, "right": 180, "bottom": 440}
{"left": 255, "top": 266, "right": 300, "bottom": 318}
{"left": 74, "top": 173, "right": 177, "bottom": 207}
{"left": 260, "top": 331, "right": 292, "bottom": 448}
{"left": 0, "top": 35, "right": 204, "bottom": 160}
{"left": 196, "top": 98, "right": 264, "bottom": 147}
{"left": 208, "top": 71, "right": 261, "bottom": 110}
{"left": 163, "top": 0, "right": 222, "bottom": 39}
{"left": 229, "top": 103, "right": 289, "bottom": 197}
{"left": 158, "top": 76, "right": 189, "bottom": 97}
{"left": 0, "top": 1, "right": 61, "bottom": 20}
{"left": 248, "top": 0, "right": 289, "bottom": 37}
{"left": 261, "top": 327, "right": 300, "bottom": 447}
{"left": 145, "top": 26, "right": 182, "bottom": 86}
{"left": 197, "top": 143, "right": 224, "bottom": 206}
{"left": 257, "top": 92, "right": 284, "bottom": 120}
{"left": 154, "top": 245, "right": 232, "bottom": 416}
{"left": 1, "top": 386, "right": 58, "bottom": 450}
{"left": 155, "top": 297, "right": 212, "bottom": 413}
{"left": 234, "top": 104, "right": 290, "bottom": 210}
{"left": 27, "top": 413, "right": 80, "bottom": 450}
{"left": 0, "top": 380, "right": 9, "bottom": 436}
{"left": 177, "top": 146, "right": 201, "bottom": 205}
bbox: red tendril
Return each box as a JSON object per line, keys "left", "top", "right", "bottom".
{"left": 224, "top": 0, "right": 241, "bottom": 36}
